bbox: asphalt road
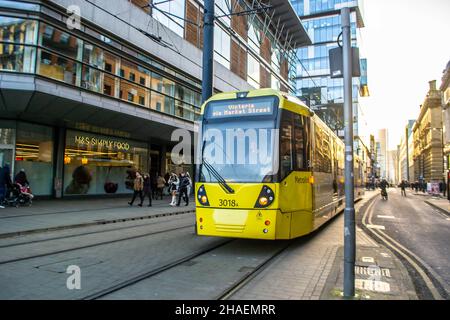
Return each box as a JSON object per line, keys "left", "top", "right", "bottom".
{"left": 368, "top": 188, "right": 450, "bottom": 299}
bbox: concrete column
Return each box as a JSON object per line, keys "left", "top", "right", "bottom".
{"left": 54, "top": 127, "right": 66, "bottom": 198}
{"left": 160, "top": 144, "right": 167, "bottom": 176}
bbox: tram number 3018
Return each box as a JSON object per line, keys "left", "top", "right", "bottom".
{"left": 218, "top": 199, "right": 238, "bottom": 207}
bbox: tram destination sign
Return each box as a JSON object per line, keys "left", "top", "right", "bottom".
{"left": 207, "top": 98, "right": 274, "bottom": 119}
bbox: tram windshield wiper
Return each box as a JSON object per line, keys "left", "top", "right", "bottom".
{"left": 201, "top": 141, "right": 235, "bottom": 194}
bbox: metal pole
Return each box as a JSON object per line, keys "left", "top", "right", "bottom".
{"left": 342, "top": 7, "right": 355, "bottom": 299}
{"left": 201, "top": 0, "right": 215, "bottom": 103}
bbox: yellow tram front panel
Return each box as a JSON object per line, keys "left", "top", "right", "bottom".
{"left": 195, "top": 182, "right": 286, "bottom": 240}
{"left": 195, "top": 171, "right": 314, "bottom": 240}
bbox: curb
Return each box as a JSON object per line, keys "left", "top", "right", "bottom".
{"left": 424, "top": 200, "right": 450, "bottom": 216}
{"left": 0, "top": 209, "right": 196, "bottom": 239}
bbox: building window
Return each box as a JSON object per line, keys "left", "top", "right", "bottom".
{"left": 152, "top": 0, "right": 185, "bottom": 38}
{"left": 247, "top": 54, "right": 260, "bottom": 89}
{"left": 214, "top": 25, "right": 230, "bottom": 69}
{"left": 37, "top": 49, "right": 78, "bottom": 86}
{"left": 138, "top": 95, "right": 145, "bottom": 105}
{"left": 39, "top": 22, "right": 81, "bottom": 60}
{"left": 129, "top": 72, "right": 135, "bottom": 82}
{"left": 0, "top": 17, "right": 37, "bottom": 44}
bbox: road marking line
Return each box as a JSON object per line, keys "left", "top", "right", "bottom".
{"left": 366, "top": 224, "right": 385, "bottom": 230}
{"left": 361, "top": 257, "right": 374, "bottom": 263}
{"left": 377, "top": 215, "right": 396, "bottom": 219}
{"left": 355, "top": 279, "right": 391, "bottom": 293}
{"left": 363, "top": 198, "right": 446, "bottom": 300}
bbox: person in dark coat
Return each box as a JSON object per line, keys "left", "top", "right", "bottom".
{"left": 140, "top": 173, "right": 152, "bottom": 207}
{"left": 400, "top": 180, "right": 407, "bottom": 197}
{"left": 0, "top": 165, "right": 6, "bottom": 208}
{"left": 176, "top": 172, "right": 190, "bottom": 206}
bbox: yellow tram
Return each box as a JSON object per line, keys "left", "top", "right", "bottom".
{"left": 195, "top": 89, "right": 364, "bottom": 240}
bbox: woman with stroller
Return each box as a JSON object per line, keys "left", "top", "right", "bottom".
{"left": 14, "top": 169, "right": 34, "bottom": 202}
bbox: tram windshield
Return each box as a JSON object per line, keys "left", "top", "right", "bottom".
{"left": 199, "top": 96, "right": 279, "bottom": 183}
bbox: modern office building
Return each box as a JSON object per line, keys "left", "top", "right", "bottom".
{"left": 0, "top": 0, "right": 310, "bottom": 198}
{"left": 398, "top": 120, "right": 415, "bottom": 182}
{"left": 376, "top": 128, "right": 388, "bottom": 180}
{"left": 290, "top": 0, "right": 367, "bottom": 141}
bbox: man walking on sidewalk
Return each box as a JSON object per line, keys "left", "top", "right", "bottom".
{"left": 400, "top": 180, "right": 407, "bottom": 197}
{"left": 177, "top": 172, "right": 190, "bottom": 207}
{"left": 128, "top": 172, "right": 144, "bottom": 207}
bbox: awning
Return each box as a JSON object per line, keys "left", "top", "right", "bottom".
{"left": 265, "top": 0, "right": 312, "bottom": 48}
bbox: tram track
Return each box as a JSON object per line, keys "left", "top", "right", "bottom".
{"left": 0, "top": 214, "right": 194, "bottom": 249}
{"left": 360, "top": 196, "right": 449, "bottom": 300}
{"left": 216, "top": 241, "right": 293, "bottom": 300}
{"left": 83, "top": 239, "right": 235, "bottom": 300}
{"left": 0, "top": 222, "right": 195, "bottom": 265}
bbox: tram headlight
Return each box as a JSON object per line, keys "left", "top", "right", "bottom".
{"left": 254, "top": 186, "right": 275, "bottom": 208}
{"left": 197, "top": 185, "right": 210, "bottom": 206}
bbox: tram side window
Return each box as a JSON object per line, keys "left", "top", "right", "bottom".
{"left": 293, "top": 114, "right": 309, "bottom": 171}
{"left": 314, "top": 124, "right": 332, "bottom": 173}
{"left": 280, "top": 111, "right": 293, "bottom": 180}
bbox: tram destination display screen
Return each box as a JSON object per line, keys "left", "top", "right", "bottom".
{"left": 206, "top": 97, "right": 276, "bottom": 119}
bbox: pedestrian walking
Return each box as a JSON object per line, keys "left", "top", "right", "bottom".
{"left": 400, "top": 180, "right": 407, "bottom": 197}
{"left": 156, "top": 174, "right": 166, "bottom": 200}
{"left": 128, "top": 172, "right": 144, "bottom": 206}
{"left": 141, "top": 173, "right": 152, "bottom": 207}
{"left": 177, "top": 172, "right": 190, "bottom": 207}
{"left": 0, "top": 164, "right": 6, "bottom": 208}
{"left": 168, "top": 173, "right": 179, "bottom": 206}
{"left": 185, "top": 172, "right": 192, "bottom": 199}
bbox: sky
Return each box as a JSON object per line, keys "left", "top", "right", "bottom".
{"left": 358, "top": 0, "right": 450, "bottom": 150}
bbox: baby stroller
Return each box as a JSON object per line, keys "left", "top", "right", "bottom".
{"left": 4, "top": 183, "right": 33, "bottom": 207}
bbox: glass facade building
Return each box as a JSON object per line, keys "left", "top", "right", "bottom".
{"left": 291, "top": 0, "right": 365, "bottom": 138}
{"left": 0, "top": 0, "right": 309, "bottom": 198}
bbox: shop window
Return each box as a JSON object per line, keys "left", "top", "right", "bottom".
{"left": 63, "top": 130, "right": 148, "bottom": 195}
{"left": 14, "top": 122, "right": 53, "bottom": 196}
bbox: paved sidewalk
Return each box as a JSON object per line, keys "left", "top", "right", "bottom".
{"left": 230, "top": 191, "right": 417, "bottom": 300}
{"left": 424, "top": 197, "right": 450, "bottom": 215}
{"left": 0, "top": 197, "right": 195, "bottom": 238}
